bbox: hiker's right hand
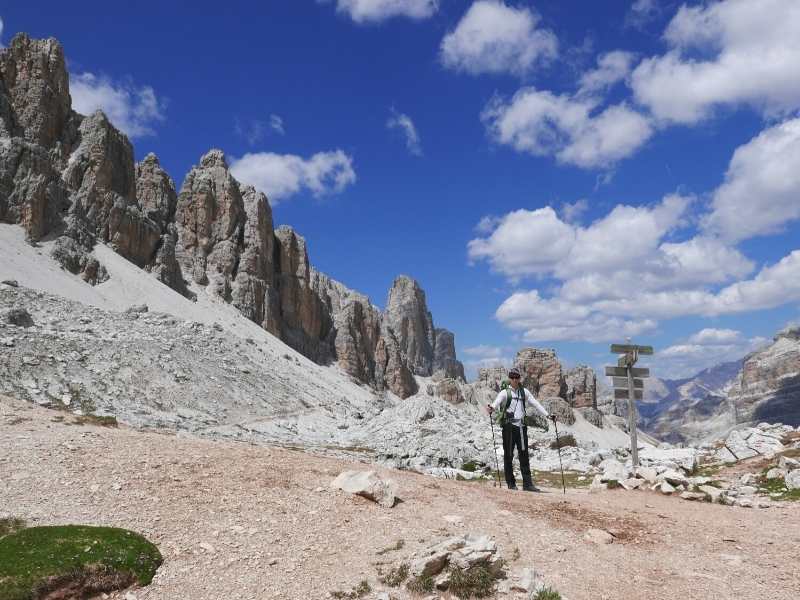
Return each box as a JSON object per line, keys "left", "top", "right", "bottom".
{"left": 486, "top": 404, "right": 494, "bottom": 414}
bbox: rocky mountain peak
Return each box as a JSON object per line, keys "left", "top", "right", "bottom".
{"left": 385, "top": 274, "right": 436, "bottom": 376}
{"left": 775, "top": 326, "right": 800, "bottom": 342}
{"left": 0, "top": 33, "right": 71, "bottom": 148}
{"left": 199, "top": 148, "right": 228, "bottom": 169}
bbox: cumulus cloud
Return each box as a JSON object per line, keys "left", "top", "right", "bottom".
{"left": 482, "top": 88, "right": 653, "bottom": 168}
{"left": 326, "top": 0, "right": 438, "bottom": 23}
{"left": 70, "top": 72, "right": 166, "bottom": 138}
{"left": 578, "top": 51, "right": 636, "bottom": 95}
{"left": 230, "top": 150, "right": 356, "bottom": 204}
{"left": 440, "top": 1, "right": 557, "bottom": 77}
{"left": 386, "top": 108, "right": 422, "bottom": 156}
{"left": 703, "top": 117, "right": 800, "bottom": 242}
{"left": 686, "top": 328, "right": 741, "bottom": 345}
{"left": 464, "top": 344, "right": 506, "bottom": 358}
{"left": 631, "top": 0, "right": 800, "bottom": 123}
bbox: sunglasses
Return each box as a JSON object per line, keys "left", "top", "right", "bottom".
{"left": 509, "top": 374, "right": 520, "bottom": 379}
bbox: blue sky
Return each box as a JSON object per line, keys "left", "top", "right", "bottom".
{"left": 2, "top": 0, "right": 800, "bottom": 380}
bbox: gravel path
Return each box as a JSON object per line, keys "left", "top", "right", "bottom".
{"left": 2, "top": 397, "right": 798, "bottom": 600}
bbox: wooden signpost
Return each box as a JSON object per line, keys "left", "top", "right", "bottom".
{"left": 605, "top": 343, "right": 653, "bottom": 466}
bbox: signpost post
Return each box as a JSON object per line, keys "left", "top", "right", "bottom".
{"left": 605, "top": 343, "right": 653, "bottom": 467}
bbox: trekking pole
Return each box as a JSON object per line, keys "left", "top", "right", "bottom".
{"left": 551, "top": 415, "right": 566, "bottom": 495}
{"left": 488, "top": 411, "right": 502, "bottom": 488}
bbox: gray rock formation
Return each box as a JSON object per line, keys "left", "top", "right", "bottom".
{"left": 384, "top": 275, "right": 436, "bottom": 376}
{"left": 433, "top": 328, "right": 466, "bottom": 382}
{"left": 0, "top": 33, "right": 465, "bottom": 400}
{"left": 514, "top": 348, "right": 567, "bottom": 398}
{"left": 565, "top": 365, "right": 596, "bottom": 408}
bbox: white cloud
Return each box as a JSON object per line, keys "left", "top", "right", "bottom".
{"left": 686, "top": 328, "right": 741, "bottom": 345}
{"left": 269, "top": 114, "right": 285, "bottom": 135}
{"left": 70, "top": 72, "right": 166, "bottom": 138}
{"left": 560, "top": 198, "right": 588, "bottom": 223}
{"left": 474, "top": 215, "right": 501, "bottom": 234}
{"left": 234, "top": 114, "right": 285, "bottom": 146}
{"left": 440, "top": 1, "right": 557, "bottom": 77}
{"left": 386, "top": 108, "right": 422, "bottom": 156}
{"left": 625, "top": 0, "right": 662, "bottom": 29}
{"left": 463, "top": 344, "right": 506, "bottom": 358}
{"left": 467, "top": 207, "right": 576, "bottom": 278}
{"left": 703, "top": 117, "right": 800, "bottom": 242}
{"left": 230, "top": 150, "right": 356, "bottom": 204}
{"left": 578, "top": 51, "right": 636, "bottom": 95}
{"left": 631, "top": 0, "right": 800, "bottom": 124}
{"left": 482, "top": 88, "right": 653, "bottom": 168}
{"left": 327, "top": 0, "right": 438, "bottom": 23}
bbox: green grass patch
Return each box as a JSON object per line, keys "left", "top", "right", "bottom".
{"left": 461, "top": 461, "right": 480, "bottom": 473}
{"left": 378, "top": 563, "right": 408, "bottom": 587}
{"left": 693, "top": 463, "right": 723, "bottom": 478}
{"left": 757, "top": 473, "right": 800, "bottom": 501}
{"left": 533, "top": 586, "right": 562, "bottom": 600}
{"left": 407, "top": 574, "right": 434, "bottom": 594}
{"left": 331, "top": 580, "right": 371, "bottom": 599}
{"left": 0, "top": 525, "right": 162, "bottom": 600}
{"left": 0, "top": 518, "right": 26, "bottom": 538}
{"left": 534, "top": 471, "right": 590, "bottom": 489}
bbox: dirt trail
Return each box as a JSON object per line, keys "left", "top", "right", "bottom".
{"left": 2, "top": 397, "right": 799, "bottom": 600}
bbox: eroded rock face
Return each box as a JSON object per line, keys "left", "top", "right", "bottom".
{"left": 375, "top": 322, "right": 418, "bottom": 398}
{"left": 0, "top": 34, "right": 72, "bottom": 150}
{"left": 515, "top": 348, "right": 566, "bottom": 399}
{"left": 729, "top": 328, "right": 800, "bottom": 427}
{"left": 565, "top": 365, "right": 596, "bottom": 409}
{"left": 433, "top": 328, "right": 466, "bottom": 382}
{"left": 385, "top": 275, "right": 435, "bottom": 376}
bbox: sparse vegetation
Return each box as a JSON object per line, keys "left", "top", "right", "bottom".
{"left": 533, "top": 586, "right": 562, "bottom": 600}
{"left": 0, "top": 525, "right": 162, "bottom": 600}
{"left": 378, "top": 563, "right": 408, "bottom": 587}
{"left": 757, "top": 471, "right": 800, "bottom": 501}
{"left": 461, "top": 460, "right": 479, "bottom": 472}
{"left": 447, "top": 564, "right": 500, "bottom": 599}
{"left": 376, "top": 538, "right": 405, "bottom": 555}
{"left": 0, "top": 517, "right": 26, "bottom": 538}
{"left": 550, "top": 433, "right": 577, "bottom": 449}
{"left": 70, "top": 414, "right": 118, "bottom": 427}
{"left": 331, "top": 580, "right": 372, "bottom": 599}
{"left": 406, "top": 574, "right": 434, "bottom": 594}
{"left": 534, "top": 471, "right": 590, "bottom": 489}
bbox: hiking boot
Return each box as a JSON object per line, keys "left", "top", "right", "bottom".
{"left": 522, "top": 485, "right": 542, "bottom": 492}
{"left": 507, "top": 484, "right": 518, "bottom": 490}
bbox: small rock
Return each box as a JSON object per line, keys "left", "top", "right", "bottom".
{"left": 660, "top": 481, "right": 676, "bottom": 495}
{"left": 1, "top": 279, "right": 19, "bottom": 287}
{"left": 699, "top": 485, "right": 724, "bottom": 504}
{"left": 2, "top": 308, "right": 34, "bottom": 327}
{"left": 735, "top": 497, "right": 754, "bottom": 508}
{"left": 584, "top": 528, "right": 614, "bottom": 544}
{"left": 620, "top": 478, "right": 644, "bottom": 490}
{"left": 739, "top": 473, "right": 757, "bottom": 486}
{"left": 765, "top": 468, "right": 787, "bottom": 480}
{"left": 680, "top": 491, "right": 706, "bottom": 501}
{"left": 330, "top": 470, "right": 398, "bottom": 508}
{"left": 124, "top": 304, "right": 149, "bottom": 314}
{"left": 786, "top": 470, "right": 800, "bottom": 490}
{"left": 778, "top": 455, "right": 800, "bottom": 471}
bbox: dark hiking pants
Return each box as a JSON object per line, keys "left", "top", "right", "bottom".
{"left": 502, "top": 423, "right": 533, "bottom": 489}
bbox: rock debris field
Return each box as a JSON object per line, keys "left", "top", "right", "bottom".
{"left": 2, "top": 397, "right": 799, "bottom": 600}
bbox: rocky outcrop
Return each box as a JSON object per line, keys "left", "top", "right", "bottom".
{"left": 384, "top": 276, "right": 435, "bottom": 376}
{"left": 729, "top": 327, "right": 800, "bottom": 427}
{"left": 514, "top": 348, "right": 566, "bottom": 398}
{"left": 565, "top": 365, "right": 596, "bottom": 408}
{"left": 0, "top": 33, "right": 465, "bottom": 400}
{"left": 433, "top": 328, "right": 466, "bottom": 382}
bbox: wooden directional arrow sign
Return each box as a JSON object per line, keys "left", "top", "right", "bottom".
{"left": 605, "top": 366, "right": 650, "bottom": 378}
{"left": 610, "top": 344, "right": 654, "bottom": 355}
{"left": 614, "top": 389, "right": 643, "bottom": 400}
{"left": 612, "top": 377, "right": 644, "bottom": 389}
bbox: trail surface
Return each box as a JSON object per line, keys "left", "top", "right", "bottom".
{"left": 2, "top": 397, "right": 798, "bottom": 600}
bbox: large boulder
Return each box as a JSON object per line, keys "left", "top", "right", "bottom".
{"left": 330, "top": 470, "right": 397, "bottom": 508}
{"left": 542, "top": 397, "right": 575, "bottom": 425}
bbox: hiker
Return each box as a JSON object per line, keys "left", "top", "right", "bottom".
{"left": 487, "top": 368, "right": 549, "bottom": 492}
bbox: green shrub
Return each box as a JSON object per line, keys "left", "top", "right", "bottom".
{"left": 0, "top": 525, "right": 162, "bottom": 600}
{"left": 448, "top": 564, "right": 499, "bottom": 599}
{"left": 0, "top": 517, "right": 26, "bottom": 538}
{"left": 533, "top": 586, "right": 562, "bottom": 600}
{"left": 407, "top": 574, "right": 434, "bottom": 594}
{"left": 379, "top": 563, "right": 408, "bottom": 587}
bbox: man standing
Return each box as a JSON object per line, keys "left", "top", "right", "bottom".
{"left": 488, "top": 368, "right": 549, "bottom": 491}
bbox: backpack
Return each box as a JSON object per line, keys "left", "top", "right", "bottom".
{"left": 496, "top": 381, "right": 549, "bottom": 431}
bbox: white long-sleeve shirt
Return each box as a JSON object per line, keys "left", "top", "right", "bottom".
{"left": 491, "top": 385, "right": 548, "bottom": 427}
